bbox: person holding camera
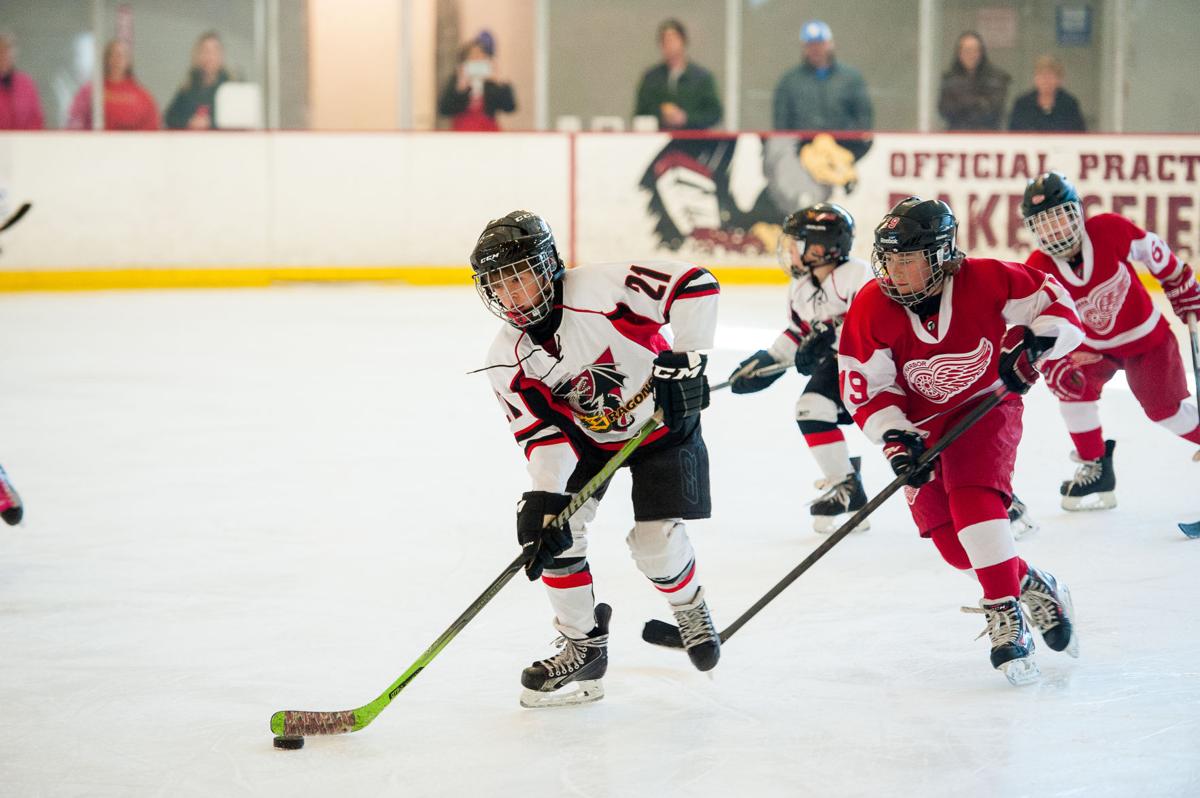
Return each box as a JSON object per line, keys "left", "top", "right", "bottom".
{"left": 438, "top": 31, "right": 516, "bottom": 131}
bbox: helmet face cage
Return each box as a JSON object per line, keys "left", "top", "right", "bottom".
{"left": 473, "top": 251, "right": 558, "bottom": 329}
{"left": 1025, "top": 200, "right": 1084, "bottom": 258}
{"left": 871, "top": 241, "right": 954, "bottom": 307}
{"left": 776, "top": 231, "right": 807, "bottom": 278}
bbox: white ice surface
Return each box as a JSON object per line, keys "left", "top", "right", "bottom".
{"left": 1, "top": 285, "right": 1198, "bottom": 798}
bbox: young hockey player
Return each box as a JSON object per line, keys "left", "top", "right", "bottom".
{"left": 472, "top": 210, "right": 722, "bottom": 708}
{"left": 1022, "top": 171, "right": 1200, "bottom": 510}
{"left": 727, "top": 203, "right": 874, "bottom": 533}
{"left": 838, "top": 196, "right": 1082, "bottom": 685}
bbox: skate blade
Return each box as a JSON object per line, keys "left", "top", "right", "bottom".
{"left": 1010, "top": 517, "right": 1039, "bottom": 541}
{"left": 1058, "top": 586, "right": 1081, "bottom": 659}
{"left": 999, "top": 656, "right": 1041, "bottom": 686}
{"left": 519, "top": 680, "right": 604, "bottom": 709}
{"left": 812, "top": 515, "right": 870, "bottom": 535}
{"left": 1060, "top": 492, "right": 1116, "bottom": 512}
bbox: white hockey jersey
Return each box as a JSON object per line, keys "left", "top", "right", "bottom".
{"left": 765, "top": 257, "right": 874, "bottom": 364}
{"left": 485, "top": 261, "right": 720, "bottom": 493}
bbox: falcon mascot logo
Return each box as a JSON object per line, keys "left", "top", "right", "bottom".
{"left": 902, "top": 340, "right": 994, "bottom": 403}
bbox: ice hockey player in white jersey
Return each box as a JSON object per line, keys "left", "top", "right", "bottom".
{"left": 471, "top": 210, "right": 722, "bottom": 708}
{"left": 726, "top": 204, "right": 874, "bottom": 533}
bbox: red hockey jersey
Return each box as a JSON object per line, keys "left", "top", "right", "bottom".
{"left": 1025, "top": 213, "right": 1183, "bottom": 357}
{"left": 838, "top": 258, "right": 1082, "bottom": 443}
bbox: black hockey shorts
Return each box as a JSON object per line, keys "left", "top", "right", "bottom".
{"left": 566, "top": 418, "right": 711, "bottom": 522}
{"left": 803, "top": 357, "right": 853, "bottom": 426}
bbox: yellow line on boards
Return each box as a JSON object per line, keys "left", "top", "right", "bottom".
{"left": 0, "top": 265, "right": 1162, "bottom": 292}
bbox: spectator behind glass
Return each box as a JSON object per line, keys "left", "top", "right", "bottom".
{"left": 938, "top": 31, "right": 1010, "bottom": 130}
{"left": 773, "top": 20, "right": 872, "bottom": 132}
{"left": 0, "top": 32, "right": 45, "bottom": 129}
{"left": 1008, "top": 55, "right": 1085, "bottom": 132}
{"left": 633, "top": 19, "right": 722, "bottom": 130}
{"left": 437, "top": 32, "right": 515, "bottom": 131}
{"left": 67, "top": 40, "right": 160, "bottom": 130}
{"left": 165, "top": 31, "right": 229, "bottom": 130}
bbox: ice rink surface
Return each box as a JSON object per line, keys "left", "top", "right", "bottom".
{"left": 1, "top": 284, "right": 1198, "bottom": 798}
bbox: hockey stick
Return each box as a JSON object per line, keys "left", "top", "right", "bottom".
{"left": 269, "top": 409, "right": 664, "bottom": 744}
{"left": 1180, "top": 313, "right": 1200, "bottom": 538}
{"left": 0, "top": 202, "right": 31, "bottom": 236}
{"left": 642, "top": 385, "right": 1011, "bottom": 648}
{"left": 710, "top": 361, "right": 789, "bottom": 393}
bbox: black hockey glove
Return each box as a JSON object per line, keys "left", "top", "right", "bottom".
{"left": 652, "top": 351, "right": 710, "bottom": 429}
{"left": 998, "top": 326, "right": 1056, "bottom": 396}
{"left": 516, "top": 491, "right": 574, "bottom": 581}
{"left": 729, "top": 350, "right": 783, "bottom": 394}
{"left": 794, "top": 321, "right": 838, "bottom": 376}
{"left": 882, "top": 429, "right": 934, "bottom": 487}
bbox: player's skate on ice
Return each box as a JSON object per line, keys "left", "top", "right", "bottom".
{"left": 1022, "top": 172, "right": 1200, "bottom": 510}
{"left": 726, "top": 204, "right": 873, "bottom": 534}
{"left": 0, "top": 465, "right": 23, "bottom": 525}
{"left": 838, "top": 197, "right": 1083, "bottom": 685}
{"left": 471, "top": 211, "right": 722, "bottom": 707}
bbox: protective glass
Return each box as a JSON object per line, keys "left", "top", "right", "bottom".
{"left": 1026, "top": 201, "right": 1084, "bottom": 257}
{"left": 473, "top": 252, "right": 557, "bottom": 328}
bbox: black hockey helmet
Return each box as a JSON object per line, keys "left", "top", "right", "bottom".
{"left": 777, "top": 202, "right": 855, "bottom": 278}
{"left": 1021, "top": 171, "right": 1084, "bottom": 257}
{"left": 470, "top": 211, "right": 565, "bottom": 328}
{"left": 871, "top": 196, "right": 959, "bottom": 306}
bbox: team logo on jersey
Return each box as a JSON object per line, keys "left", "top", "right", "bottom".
{"left": 552, "top": 348, "right": 646, "bottom": 433}
{"left": 902, "top": 339, "right": 993, "bottom": 403}
{"left": 1075, "top": 266, "right": 1130, "bottom": 335}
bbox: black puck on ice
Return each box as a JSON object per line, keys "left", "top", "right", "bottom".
{"left": 273, "top": 736, "right": 304, "bottom": 750}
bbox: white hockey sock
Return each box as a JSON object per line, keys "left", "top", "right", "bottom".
{"left": 809, "top": 439, "right": 853, "bottom": 481}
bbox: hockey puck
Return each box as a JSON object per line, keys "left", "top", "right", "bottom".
{"left": 273, "top": 736, "right": 304, "bottom": 750}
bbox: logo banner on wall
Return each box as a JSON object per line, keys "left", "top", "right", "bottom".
{"left": 575, "top": 132, "right": 1199, "bottom": 267}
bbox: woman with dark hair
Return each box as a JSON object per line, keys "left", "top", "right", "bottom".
{"left": 437, "top": 32, "right": 516, "bottom": 131}
{"left": 937, "top": 31, "right": 1010, "bottom": 131}
{"left": 66, "top": 39, "right": 159, "bottom": 130}
{"left": 165, "top": 31, "right": 230, "bottom": 130}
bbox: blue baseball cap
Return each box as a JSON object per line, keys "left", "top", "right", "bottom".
{"left": 801, "top": 20, "right": 832, "bottom": 43}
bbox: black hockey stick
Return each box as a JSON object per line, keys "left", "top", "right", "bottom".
{"left": 642, "top": 385, "right": 1011, "bottom": 648}
{"left": 1181, "top": 313, "right": 1200, "bottom": 538}
{"left": 0, "top": 202, "right": 31, "bottom": 235}
{"left": 269, "top": 409, "right": 665, "bottom": 745}
{"left": 710, "top": 361, "right": 789, "bottom": 392}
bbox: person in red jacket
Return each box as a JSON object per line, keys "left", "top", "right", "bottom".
{"left": 839, "top": 196, "right": 1082, "bottom": 685}
{"left": 67, "top": 40, "right": 160, "bottom": 131}
{"left": 1022, "top": 172, "right": 1200, "bottom": 511}
{"left": 0, "top": 33, "right": 45, "bottom": 130}
{"left": 437, "top": 32, "right": 516, "bottom": 131}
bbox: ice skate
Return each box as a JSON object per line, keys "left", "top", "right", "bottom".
{"left": 810, "top": 456, "right": 870, "bottom": 534}
{"left": 1007, "top": 493, "right": 1038, "bottom": 540}
{"left": 519, "top": 603, "right": 610, "bottom": 709}
{"left": 0, "top": 465, "right": 23, "bottom": 526}
{"left": 1020, "top": 566, "right": 1079, "bottom": 658}
{"left": 670, "top": 587, "right": 720, "bottom": 671}
{"left": 962, "top": 597, "right": 1040, "bottom": 686}
{"left": 1060, "top": 439, "right": 1116, "bottom": 511}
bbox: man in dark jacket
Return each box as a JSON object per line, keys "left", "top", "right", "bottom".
{"left": 634, "top": 19, "right": 722, "bottom": 130}
{"left": 773, "top": 20, "right": 873, "bottom": 132}
{"left": 1008, "top": 55, "right": 1086, "bottom": 132}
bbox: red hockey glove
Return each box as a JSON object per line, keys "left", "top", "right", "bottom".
{"left": 882, "top": 429, "right": 934, "bottom": 487}
{"left": 998, "top": 326, "right": 1055, "bottom": 396}
{"left": 1162, "top": 263, "right": 1200, "bottom": 320}
{"left": 1039, "top": 356, "right": 1088, "bottom": 401}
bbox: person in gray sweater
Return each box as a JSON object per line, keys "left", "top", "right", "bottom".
{"left": 772, "top": 20, "right": 873, "bottom": 132}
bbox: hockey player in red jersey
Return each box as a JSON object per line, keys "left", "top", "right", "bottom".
{"left": 1022, "top": 171, "right": 1200, "bottom": 511}
{"left": 471, "top": 211, "right": 722, "bottom": 707}
{"left": 727, "top": 203, "right": 874, "bottom": 534}
{"left": 838, "top": 197, "right": 1083, "bottom": 685}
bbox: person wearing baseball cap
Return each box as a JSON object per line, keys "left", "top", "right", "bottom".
{"left": 773, "top": 19, "right": 872, "bottom": 133}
